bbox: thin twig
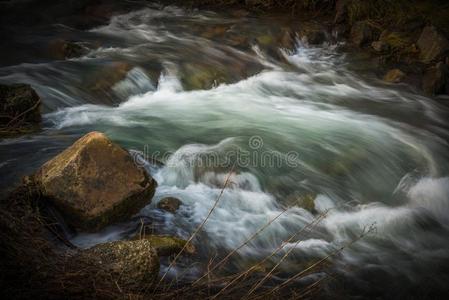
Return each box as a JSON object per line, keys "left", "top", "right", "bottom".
{"left": 210, "top": 211, "right": 329, "bottom": 299}
{"left": 151, "top": 162, "right": 236, "bottom": 295}
{"left": 192, "top": 207, "right": 289, "bottom": 287}
{"left": 262, "top": 224, "right": 375, "bottom": 298}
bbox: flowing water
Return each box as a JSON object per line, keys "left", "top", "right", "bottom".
{"left": 1, "top": 3, "right": 449, "bottom": 298}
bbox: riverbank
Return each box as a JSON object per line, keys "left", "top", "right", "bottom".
{"left": 170, "top": 0, "right": 449, "bottom": 98}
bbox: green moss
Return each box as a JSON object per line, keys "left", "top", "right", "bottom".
{"left": 298, "top": 194, "right": 316, "bottom": 211}
{"left": 286, "top": 193, "right": 316, "bottom": 211}
{"left": 381, "top": 32, "right": 410, "bottom": 49}
{"left": 135, "top": 234, "right": 195, "bottom": 257}
{"left": 256, "top": 35, "right": 274, "bottom": 46}
{"left": 347, "top": 0, "right": 408, "bottom": 24}
{"left": 181, "top": 63, "right": 231, "bottom": 90}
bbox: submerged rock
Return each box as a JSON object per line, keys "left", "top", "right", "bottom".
{"left": 157, "top": 197, "right": 183, "bottom": 213}
{"left": 135, "top": 234, "right": 195, "bottom": 257}
{"left": 0, "top": 83, "right": 41, "bottom": 136}
{"left": 286, "top": 193, "right": 316, "bottom": 212}
{"left": 371, "top": 40, "right": 389, "bottom": 52}
{"left": 350, "top": 21, "right": 380, "bottom": 47}
{"left": 280, "top": 28, "right": 296, "bottom": 50}
{"left": 87, "top": 62, "right": 132, "bottom": 99}
{"left": 202, "top": 25, "right": 229, "bottom": 39}
{"left": 32, "top": 131, "right": 157, "bottom": 231}
{"left": 384, "top": 69, "right": 406, "bottom": 83}
{"left": 180, "top": 63, "right": 230, "bottom": 90}
{"left": 297, "top": 24, "right": 328, "bottom": 46}
{"left": 417, "top": 26, "right": 449, "bottom": 63}
{"left": 79, "top": 239, "right": 159, "bottom": 289}
{"left": 301, "top": 29, "right": 327, "bottom": 45}
{"left": 48, "top": 39, "right": 90, "bottom": 59}
{"left": 422, "top": 62, "right": 449, "bottom": 95}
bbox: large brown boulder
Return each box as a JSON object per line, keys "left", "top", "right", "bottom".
{"left": 0, "top": 84, "right": 41, "bottom": 136}
{"left": 33, "top": 131, "right": 157, "bottom": 231}
{"left": 417, "top": 26, "right": 449, "bottom": 63}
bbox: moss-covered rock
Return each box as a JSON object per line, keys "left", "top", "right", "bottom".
{"left": 371, "top": 40, "right": 389, "bottom": 52}
{"left": 350, "top": 21, "right": 380, "bottom": 47}
{"left": 279, "top": 28, "right": 296, "bottom": 49}
{"left": 299, "top": 29, "right": 327, "bottom": 46}
{"left": 181, "top": 63, "right": 231, "bottom": 90}
{"left": 86, "top": 62, "right": 132, "bottom": 100}
{"left": 378, "top": 30, "right": 418, "bottom": 62}
{"left": 48, "top": 39, "right": 90, "bottom": 59}
{"left": 135, "top": 234, "right": 195, "bottom": 257}
{"left": 32, "top": 131, "right": 157, "bottom": 231}
{"left": 286, "top": 193, "right": 316, "bottom": 212}
{"left": 79, "top": 239, "right": 159, "bottom": 290}
{"left": 417, "top": 26, "right": 449, "bottom": 63}
{"left": 157, "top": 197, "right": 183, "bottom": 213}
{"left": 384, "top": 69, "right": 406, "bottom": 83}
{"left": 296, "top": 22, "right": 329, "bottom": 46}
{"left": 256, "top": 34, "right": 275, "bottom": 46}
{"left": 0, "top": 83, "right": 41, "bottom": 137}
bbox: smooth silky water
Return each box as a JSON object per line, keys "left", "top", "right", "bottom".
{"left": 1, "top": 4, "right": 449, "bottom": 298}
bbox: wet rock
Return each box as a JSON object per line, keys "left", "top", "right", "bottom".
{"left": 422, "top": 62, "right": 449, "bottom": 95}
{"left": 280, "top": 28, "right": 296, "bottom": 50}
{"left": 226, "top": 33, "right": 250, "bottom": 48}
{"left": 87, "top": 62, "right": 132, "bottom": 101}
{"left": 379, "top": 31, "right": 412, "bottom": 49}
{"left": 48, "top": 39, "right": 90, "bottom": 59}
{"left": 202, "top": 25, "right": 229, "bottom": 39}
{"left": 417, "top": 26, "right": 449, "bottom": 63}
{"left": 63, "top": 42, "right": 89, "bottom": 59}
{"left": 286, "top": 193, "right": 316, "bottom": 212}
{"left": 157, "top": 197, "right": 182, "bottom": 213}
{"left": 231, "top": 9, "right": 249, "bottom": 18}
{"left": 32, "top": 131, "right": 157, "bottom": 231}
{"left": 334, "top": 0, "right": 348, "bottom": 24}
{"left": 181, "top": 63, "right": 230, "bottom": 90}
{"left": 302, "top": 30, "right": 327, "bottom": 45}
{"left": 350, "top": 21, "right": 380, "bottom": 47}
{"left": 298, "top": 24, "right": 328, "bottom": 46}
{"left": 80, "top": 239, "right": 159, "bottom": 289}
{"left": 256, "top": 34, "right": 275, "bottom": 46}
{"left": 332, "top": 24, "right": 349, "bottom": 41}
{"left": 298, "top": 194, "right": 316, "bottom": 211}
{"left": 0, "top": 84, "right": 41, "bottom": 136}
{"left": 112, "top": 67, "right": 155, "bottom": 100}
{"left": 135, "top": 234, "right": 195, "bottom": 257}
{"left": 372, "top": 40, "right": 389, "bottom": 52}
{"left": 384, "top": 69, "right": 406, "bottom": 83}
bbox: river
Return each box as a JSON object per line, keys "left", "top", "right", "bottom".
{"left": 1, "top": 2, "right": 449, "bottom": 299}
